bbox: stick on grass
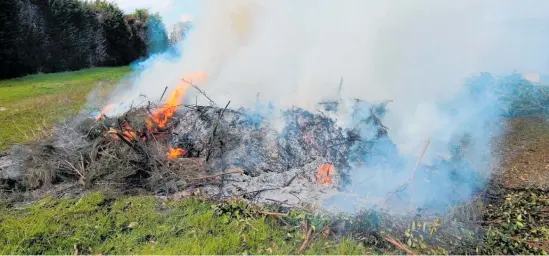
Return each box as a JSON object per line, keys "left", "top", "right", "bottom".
{"left": 383, "top": 235, "right": 417, "bottom": 255}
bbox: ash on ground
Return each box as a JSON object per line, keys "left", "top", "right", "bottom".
{"left": 167, "top": 104, "right": 381, "bottom": 209}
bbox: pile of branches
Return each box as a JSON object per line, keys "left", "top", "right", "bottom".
{"left": 345, "top": 184, "right": 549, "bottom": 255}
{"left": 0, "top": 105, "right": 212, "bottom": 197}
{"left": 1, "top": 95, "right": 395, "bottom": 205}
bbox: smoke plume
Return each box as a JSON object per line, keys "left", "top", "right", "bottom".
{"left": 95, "top": 0, "right": 549, "bottom": 213}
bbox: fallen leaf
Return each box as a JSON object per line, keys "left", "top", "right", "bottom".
{"left": 127, "top": 222, "right": 138, "bottom": 229}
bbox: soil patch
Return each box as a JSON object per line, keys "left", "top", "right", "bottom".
{"left": 495, "top": 116, "right": 549, "bottom": 190}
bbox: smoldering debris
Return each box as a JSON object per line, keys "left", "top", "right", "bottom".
{"left": 0, "top": 95, "right": 477, "bottom": 215}
{"left": 3, "top": 73, "right": 546, "bottom": 213}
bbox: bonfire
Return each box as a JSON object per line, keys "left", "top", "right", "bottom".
{"left": 0, "top": 67, "right": 482, "bottom": 217}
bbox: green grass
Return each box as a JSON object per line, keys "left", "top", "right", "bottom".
{"left": 0, "top": 192, "right": 368, "bottom": 255}
{"left": 0, "top": 67, "right": 131, "bottom": 151}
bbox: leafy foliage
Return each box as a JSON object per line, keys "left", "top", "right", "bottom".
{"left": 482, "top": 189, "right": 549, "bottom": 255}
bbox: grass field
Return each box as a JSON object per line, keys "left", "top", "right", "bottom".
{"left": 0, "top": 192, "right": 367, "bottom": 255}
{"left": 0, "top": 67, "right": 131, "bottom": 152}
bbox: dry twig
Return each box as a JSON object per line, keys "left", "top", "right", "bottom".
{"left": 383, "top": 235, "right": 417, "bottom": 255}
{"left": 63, "top": 160, "right": 86, "bottom": 185}
{"left": 298, "top": 227, "right": 314, "bottom": 254}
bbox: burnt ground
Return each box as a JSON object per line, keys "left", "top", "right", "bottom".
{"left": 495, "top": 116, "right": 549, "bottom": 190}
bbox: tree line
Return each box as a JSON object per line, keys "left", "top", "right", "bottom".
{"left": 0, "top": 0, "right": 171, "bottom": 79}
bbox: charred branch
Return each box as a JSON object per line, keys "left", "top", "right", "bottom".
{"left": 205, "top": 101, "right": 231, "bottom": 162}
{"left": 158, "top": 86, "right": 168, "bottom": 103}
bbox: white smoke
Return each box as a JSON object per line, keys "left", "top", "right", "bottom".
{"left": 101, "top": 0, "right": 549, "bottom": 160}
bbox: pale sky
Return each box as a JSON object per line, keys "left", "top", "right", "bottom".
{"left": 111, "top": 0, "right": 201, "bottom": 26}
{"left": 109, "top": 0, "right": 549, "bottom": 31}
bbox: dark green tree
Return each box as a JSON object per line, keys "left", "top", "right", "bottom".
{"left": 0, "top": 0, "right": 170, "bottom": 79}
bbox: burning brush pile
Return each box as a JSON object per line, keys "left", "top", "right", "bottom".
{"left": 0, "top": 83, "right": 481, "bottom": 218}
{"left": 0, "top": 75, "right": 405, "bottom": 208}
{"left": 3, "top": 72, "right": 535, "bottom": 214}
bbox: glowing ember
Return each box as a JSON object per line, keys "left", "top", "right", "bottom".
{"left": 95, "top": 104, "right": 115, "bottom": 120}
{"left": 316, "top": 164, "right": 334, "bottom": 184}
{"left": 147, "top": 71, "right": 207, "bottom": 130}
{"left": 107, "top": 123, "right": 137, "bottom": 141}
{"left": 168, "top": 148, "right": 187, "bottom": 159}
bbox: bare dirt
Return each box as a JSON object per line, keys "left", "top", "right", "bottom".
{"left": 495, "top": 116, "right": 549, "bottom": 190}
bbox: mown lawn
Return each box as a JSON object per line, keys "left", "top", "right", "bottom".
{"left": 0, "top": 192, "right": 368, "bottom": 255}
{"left": 0, "top": 67, "right": 131, "bottom": 151}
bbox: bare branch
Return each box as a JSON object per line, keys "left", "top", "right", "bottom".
{"left": 182, "top": 78, "right": 216, "bottom": 106}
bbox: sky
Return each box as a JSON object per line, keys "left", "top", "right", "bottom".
{"left": 111, "top": 0, "right": 201, "bottom": 26}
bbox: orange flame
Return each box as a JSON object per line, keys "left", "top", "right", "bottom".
{"left": 147, "top": 72, "right": 207, "bottom": 130}
{"left": 96, "top": 104, "right": 115, "bottom": 120}
{"left": 98, "top": 72, "right": 206, "bottom": 161}
{"left": 168, "top": 148, "right": 187, "bottom": 159}
{"left": 316, "top": 164, "right": 335, "bottom": 184}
